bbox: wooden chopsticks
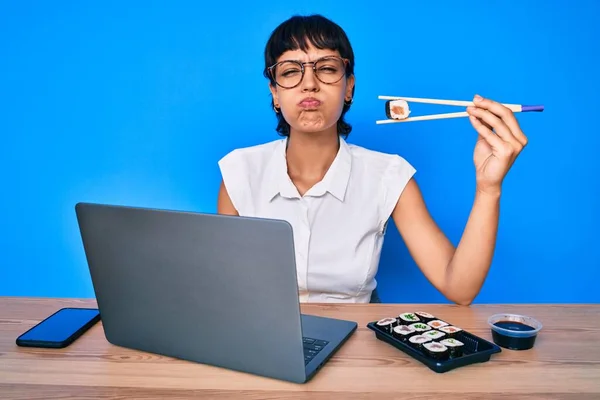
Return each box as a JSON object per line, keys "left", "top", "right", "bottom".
{"left": 376, "top": 95, "right": 544, "bottom": 124}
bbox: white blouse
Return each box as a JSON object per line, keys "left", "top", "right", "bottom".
{"left": 218, "top": 138, "right": 416, "bottom": 303}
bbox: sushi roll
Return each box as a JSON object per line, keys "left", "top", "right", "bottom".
{"left": 423, "top": 342, "right": 450, "bottom": 360}
{"left": 427, "top": 319, "right": 449, "bottom": 329}
{"left": 423, "top": 330, "right": 446, "bottom": 341}
{"left": 439, "top": 325, "right": 463, "bottom": 338}
{"left": 392, "top": 324, "right": 416, "bottom": 341}
{"left": 440, "top": 338, "right": 465, "bottom": 357}
{"left": 398, "top": 312, "right": 420, "bottom": 324}
{"left": 408, "top": 334, "right": 431, "bottom": 350}
{"left": 385, "top": 99, "right": 411, "bottom": 120}
{"left": 414, "top": 311, "right": 435, "bottom": 322}
{"left": 375, "top": 317, "right": 397, "bottom": 333}
{"left": 409, "top": 322, "right": 431, "bottom": 333}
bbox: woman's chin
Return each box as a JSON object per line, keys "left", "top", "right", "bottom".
{"left": 293, "top": 117, "right": 337, "bottom": 134}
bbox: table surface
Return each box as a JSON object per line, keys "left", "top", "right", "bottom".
{"left": 1, "top": 297, "right": 599, "bottom": 399}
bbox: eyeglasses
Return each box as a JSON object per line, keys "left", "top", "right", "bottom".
{"left": 267, "top": 56, "right": 349, "bottom": 89}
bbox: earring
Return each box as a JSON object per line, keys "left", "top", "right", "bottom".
{"left": 273, "top": 104, "right": 280, "bottom": 113}
{"left": 345, "top": 97, "right": 353, "bottom": 105}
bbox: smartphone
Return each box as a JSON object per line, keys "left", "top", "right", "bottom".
{"left": 16, "top": 307, "right": 101, "bottom": 348}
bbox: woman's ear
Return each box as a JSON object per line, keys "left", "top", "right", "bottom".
{"left": 345, "top": 75, "right": 355, "bottom": 102}
{"left": 269, "top": 83, "right": 278, "bottom": 106}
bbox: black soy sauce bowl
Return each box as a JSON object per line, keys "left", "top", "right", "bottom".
{"left": 487, "top": 313, "right": 543, "bottom": 350}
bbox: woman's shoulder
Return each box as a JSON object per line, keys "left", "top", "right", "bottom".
{"left": 220, "top": 139, "right": 285, "bottom": 160}
{"left": 217, "top": 139, "right": 285, "bottom": 215}
{"left": 345, "top": 141, "right": 415, "bottom": 174}
{"left": 345, "top": 142, "right": 417, "bottom": 220}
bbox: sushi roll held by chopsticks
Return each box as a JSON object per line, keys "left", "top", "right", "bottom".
{"left": 377, "top": 95, "right": 544, "bottom": 124}
{"left": 385, "top": 99, "right": 411, "bottom": 120}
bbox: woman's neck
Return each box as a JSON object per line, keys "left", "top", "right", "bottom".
{"left": 285, "top": 129, "right": 340, "bottom": 182}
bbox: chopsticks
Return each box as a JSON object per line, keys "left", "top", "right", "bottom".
{"left": 376, "top": 95, "right": 544, "bottom": 124}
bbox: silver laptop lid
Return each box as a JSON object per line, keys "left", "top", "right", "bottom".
{"left": 75, "top": 202, "right": 307, "bottom": 382}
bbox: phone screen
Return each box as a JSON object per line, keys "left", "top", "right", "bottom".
{"left": 17, "top": 308, "right": 100, "bottom": 345}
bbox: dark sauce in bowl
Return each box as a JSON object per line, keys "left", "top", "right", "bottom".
{"left": 494, "top": 321, "right": 536, "bottom": 331}
{"left": 488, "top": 314, "right": 542, "bottom": 351}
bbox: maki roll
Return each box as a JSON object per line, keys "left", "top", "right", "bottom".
{"left": 415, "top": 311, "right": 435, "bottom": 322}
{"left": 392, "top": 324, "right": 416, "bottom": 341}
{"left": 408, "top": 334, "right": 431, "bottom": 350}
{"left": 423, "top": 342, "right": 450, "bottom": 360}
{"left": 375, "top": 317, "right": 397, "bottom": 333}
{"left": 439, "top": 325, "right": 463, "bottom": 338}
{"left": 440, "top": 338, "right": 465, "bottom": 357}
{"left": 423, "top": 330, "right": 446, "bottom": 340}
{"left": 409, "top": 322, "right": 431, "bottom": 332}
{"left": 385, "top": 99, "right": 411, "bottom": 120}
{"left": 427, "top": 319, "right": 449, "bottom": 329}
{"left": 398, "top": 312, "right": 420, "bottom": 324}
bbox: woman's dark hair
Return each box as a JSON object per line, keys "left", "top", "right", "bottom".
{"left": 263, "top": 14, "right": 355, "bottom": 138}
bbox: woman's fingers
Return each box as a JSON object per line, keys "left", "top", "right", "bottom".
{"left": 470, "top": 95, "right": 529, "bottom": 147}
{"left": 468, "top": 115, "right": 505, "bottom": 151}
{"left": 467, "top": 106, "right": 523, "bottom": 152}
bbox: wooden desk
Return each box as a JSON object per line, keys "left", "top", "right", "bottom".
{"left": 1, "top": 298, "right": 599, "bottom": 399}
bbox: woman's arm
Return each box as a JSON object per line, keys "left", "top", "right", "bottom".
{"left": 392, "top": 179, "right": 500, "bottom": 305}
{"left": 391, "top": 95, "right": 528, "bottom": 305}
{"left": 217, "top": 180, "right": 239, "bottom": 216}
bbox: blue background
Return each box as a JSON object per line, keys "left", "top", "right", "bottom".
{"left": 2, "top": 1, "right": 599, "bottom": 303}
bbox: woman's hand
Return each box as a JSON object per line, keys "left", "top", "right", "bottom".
{"left": 467, "top": 94, "right": 528, "bottom": 196}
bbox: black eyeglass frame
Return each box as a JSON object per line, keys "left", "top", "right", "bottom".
{"left": 266, "top": 56, "right": 350, "bottom": 89}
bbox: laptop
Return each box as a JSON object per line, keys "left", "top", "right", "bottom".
{"left": 74, "top": 202, "right": 357, "bottom": 383}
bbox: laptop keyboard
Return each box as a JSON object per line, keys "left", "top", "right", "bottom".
{"left": 303, "top": 337, "right": 329, "bottom": 365}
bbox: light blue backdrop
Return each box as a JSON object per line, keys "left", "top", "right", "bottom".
{"left": 2, "top": 1, "right": 599, "bottom": 303}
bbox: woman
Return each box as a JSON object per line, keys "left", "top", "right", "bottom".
{"left": 217, "top": 14, "right": 528, "bottom": 305}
